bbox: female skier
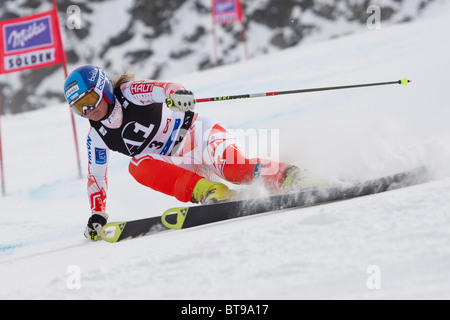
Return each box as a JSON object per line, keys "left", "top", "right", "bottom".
{"left": 63, "top": 65, "right": 304, "bottom": 240}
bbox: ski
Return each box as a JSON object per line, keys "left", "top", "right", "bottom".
{"left": 101, "top": 166, "right": 429, "bottom": 243}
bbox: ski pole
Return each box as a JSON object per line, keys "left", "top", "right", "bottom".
{"left": 196, "top": 78, "right": 411, "bottom": 103}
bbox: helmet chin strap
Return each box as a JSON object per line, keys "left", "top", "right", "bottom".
{"left": 100, "top": 101, "right": 115, "bottom": 121}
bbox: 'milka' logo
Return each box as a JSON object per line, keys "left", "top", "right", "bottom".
{"left": 3, "top": 15, "right": 56, "bottom": 71}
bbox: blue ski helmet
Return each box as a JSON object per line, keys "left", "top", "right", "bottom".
{"left": 63, "top": 65, "right": 115, "bottom": 110}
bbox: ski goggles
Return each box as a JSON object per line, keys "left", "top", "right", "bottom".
{"left": 70, "top": 88, "right": 101, "bottom": 117}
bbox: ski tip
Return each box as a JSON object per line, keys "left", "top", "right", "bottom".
{"left": 400, "top": 78, "right": 411, "bottom": 86}
{"left": 101, "top": 222, "right": 127, "bottom": 243}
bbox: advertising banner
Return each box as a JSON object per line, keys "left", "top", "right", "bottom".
{"left": 212, "top": 0, "right": 243, "bottom": 25}
{"left": 0, "top": 9, "right": 65, "bottom": 74}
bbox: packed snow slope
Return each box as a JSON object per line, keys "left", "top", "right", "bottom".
{"left": 1, "top": 3, "right": 450, "bottom": 300}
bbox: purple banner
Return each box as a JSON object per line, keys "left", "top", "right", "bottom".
{"left": 3, "top": 15, "right": 53, "bottom": 53}
{"left": 214, "top": 0, "right": 236, "bottom": 14}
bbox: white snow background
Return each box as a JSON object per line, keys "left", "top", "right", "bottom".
{"left": 1, "top": 1, "right": 450, "bottom": 300}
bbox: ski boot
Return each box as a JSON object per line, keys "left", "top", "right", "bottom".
{"left": 191, "top": 178, "right": 237, "bottom": 204}
{"left": 282, "top": 166, "right": 327, "bottom": 192}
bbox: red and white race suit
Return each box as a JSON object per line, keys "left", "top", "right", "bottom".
{"left": 86, "top": 80, "right": 288, "bottom": 213}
